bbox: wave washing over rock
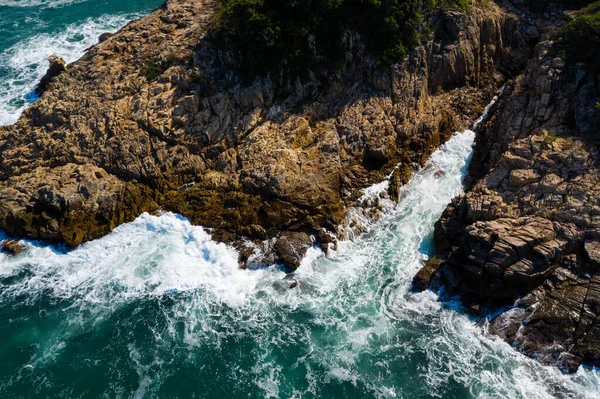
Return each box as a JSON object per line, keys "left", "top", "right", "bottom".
{"left": 1, "top": 120, "right": 598, "bottom": 397}
{"left": 0, "top": 0, "right": 163, "bottom": 125}
{"left": 1, "top": 0, "right": 600, "bottom": 395}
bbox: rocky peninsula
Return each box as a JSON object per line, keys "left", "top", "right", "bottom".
{"left": 0, "top": 0, "right": 524, "bottom": 266}
{"left": 0, "top": 0, "right": 599, "bottom": 373}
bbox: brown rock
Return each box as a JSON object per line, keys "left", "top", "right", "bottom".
{"left": 416, "top": 9, "right": 600, "bottom": 372}
{"left": 412, "top": 256, "right": 444, "bottom": 292}
{"left": 98, "top": 32, "right": 112, "bottom": 43}
{"left": 1, "top": 240, "right": 25, "bottom": 255}
{"left": 0, "top": 0, "right": 526, "bottom": 270}
{"left": 36, "top": 54, "right": 66, "bottom": 95}
{"left": 274, "top": 232, "right": 313, "bottom": 270}
{"left": 585, "top": 239, "right": 600, "bottom": 269}
{"left": 509, "top": 169, "right": 540, "bottom": 186}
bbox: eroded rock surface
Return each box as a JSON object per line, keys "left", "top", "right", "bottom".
{"left": 36, "top": 54, "right": 67, "bottom": 95}
{"left": 0, "top": 0, "right": 526, "bottom": 267}
{"left": 415, "top": 5, "right": 600, "bottom": 372}
{"left": 1, "top": 240, "right": 25, "bottom": 255}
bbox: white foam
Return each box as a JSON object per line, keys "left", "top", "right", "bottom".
{"left": 0, "top": 12, "right": 142, "bottom": 126}
{"left": 1, "top": 94, "right": 599, "bottom": 397}
{"left": 0, "top": 0, "right": 85, "bottom": 8}
{"left": 0, "top": 213, "right": 282, "bottom": 308}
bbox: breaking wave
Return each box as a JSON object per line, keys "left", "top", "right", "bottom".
{"left": 1, "top": 107, "right": 599, "bottom": 396}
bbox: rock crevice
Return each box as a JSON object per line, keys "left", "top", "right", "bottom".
{"left": 414, "top": 3, "right": 600, "bottom": 372}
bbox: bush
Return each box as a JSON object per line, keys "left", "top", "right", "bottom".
{"left": 140, "top": 59, "right": 164, "bottom": 82}
{"left": 216, "top": 0, "right": 471, "bottom": 82}
{"left": 557, "top": 1, "right": 600, "bottom": 63}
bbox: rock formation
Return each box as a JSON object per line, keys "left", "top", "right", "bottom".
{"left": 414, "top": 2, "right": 600, "bottom": 373}
{"left": 0, "top": 0, "right": 525, "bottom": 268}
{"left": 1, "top": 239, "right": 25, "bottom": 255}
{"left": 36, "top": 54, "right": 67, "bottom": 95}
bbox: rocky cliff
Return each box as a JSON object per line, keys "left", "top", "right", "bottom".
{"left": 414, "top": 2, "right": 600, "bottom": 373}
{"left": 0, "top": 0, "right": 525, "bottom": 268}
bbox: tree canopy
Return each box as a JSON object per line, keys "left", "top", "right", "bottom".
{"left": 216, "top": 0, "right": 470, "bottom": 82}
{"left": 558, "top": 1, "right": 600, "bottom": 63}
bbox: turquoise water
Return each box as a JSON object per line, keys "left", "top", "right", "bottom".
{"left": 1, "top": 124, "right": 599, "bottom": 397}
{"left": 1, "top": 2, "right": 600, "bottom": 398}
{"left": 0, "top": 0, "right": 163, "bottom": 125}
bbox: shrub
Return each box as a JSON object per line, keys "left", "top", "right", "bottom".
{"left": 216, "top": 0, "right": 472, "bottom": 82}
{"left": 557, "top": 1, "right": 600, "bottom": 63}
{"left": 140, "top": 59, "right": 164, "bottom": 82}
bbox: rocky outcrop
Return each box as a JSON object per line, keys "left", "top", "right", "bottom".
{"left": 414, "top": 4, "right": 600, "bottom": 372}
{"left": 36, "top": 54, "right": 67, "bottom": 95}
{"left": 0, "top": 0, "right": 526, "bottom": 267}
{"left": 1, "top": 240, "right": 25, "bottom": 255}
{"left": 0, "top": 163, "right": 157, "bottom": 246}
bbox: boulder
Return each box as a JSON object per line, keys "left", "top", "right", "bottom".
{"left": 36, "top": 54, "right": 67, "bottom": 95}
{"left": 412, "top": 256, "right": 444, "bottom": 292}
{"left": 274, "top": 232, "right": 313, "bottom": 270}
{"left": 585, "top": 239, "right": 600, "bottom": 269}
{"left": 1, "top": 240, "right": 25, "bottom": 255}
{"left": 98, "top": 32, "right": 112, "bottom": 43}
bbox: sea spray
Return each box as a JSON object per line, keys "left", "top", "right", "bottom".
{"left": 1, "top": 102, "right": 598, "bottom": 396}
{"left": 0, "top": 0, "right": 163, "bottom": 125}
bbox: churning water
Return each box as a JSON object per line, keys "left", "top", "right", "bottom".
{"left": 0, "top": 0, "right": 164, "bottom": 125}
{"left": 1, "top": 0, "right": 600, "bottom": 397}
{"left": 1, "top": 125, "right": 599, "bottom": 397}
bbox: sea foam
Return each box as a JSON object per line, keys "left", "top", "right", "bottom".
{"left": 0, "top": 13, "right": 141, "bottom": 126}
{"left": 0, "top": 87, "right": 598, "bottom": 397}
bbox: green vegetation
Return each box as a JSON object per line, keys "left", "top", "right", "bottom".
{"left": 140, "top": 59, "right": 164, "bottom": 82}
{"left": 216, "top": 0, "right": 471, "bottom": 82}
{"left": 557, "top": 1, "right": 600, "bottom": 63}
{"left": 543, "top": 134, "right": 560, "bottom": 143}
{"left": 140, "top": 52, "right": 189, "bottom": 82}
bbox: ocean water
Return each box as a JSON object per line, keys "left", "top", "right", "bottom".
{"left": 0, "top": 0, "right": 164, "bottom": 125}
{"left": 1, "top": 1, "right": 600, "bottom": 398}
{"left": 1, "top": 123, "right": 600, "bottom": 396}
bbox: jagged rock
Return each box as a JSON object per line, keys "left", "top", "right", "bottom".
{"left": 412, "top": 256, "right": 444, "bottom": 292}
{"left": 36, "top": 54, "right": 66, "bottom": 95}
{"left": 0, "top": 163, "right": 157, "bottom": 246}
{"left": 274, "top": 232, "right": 313, "bottom": 270}
{"left": 1, "top": 240, "right": 25, "bottom": 255}
{"left": 0, "top": 0, "right": 527, "bottom": 267}
{"left": 509, "top": 169, "right": 540, "bottom": 186}
{"left": 585, "top": 240, "right": 600, "bottom": 269}
{"left": 415, "top": 5, "right": 600, "bottom": 372}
